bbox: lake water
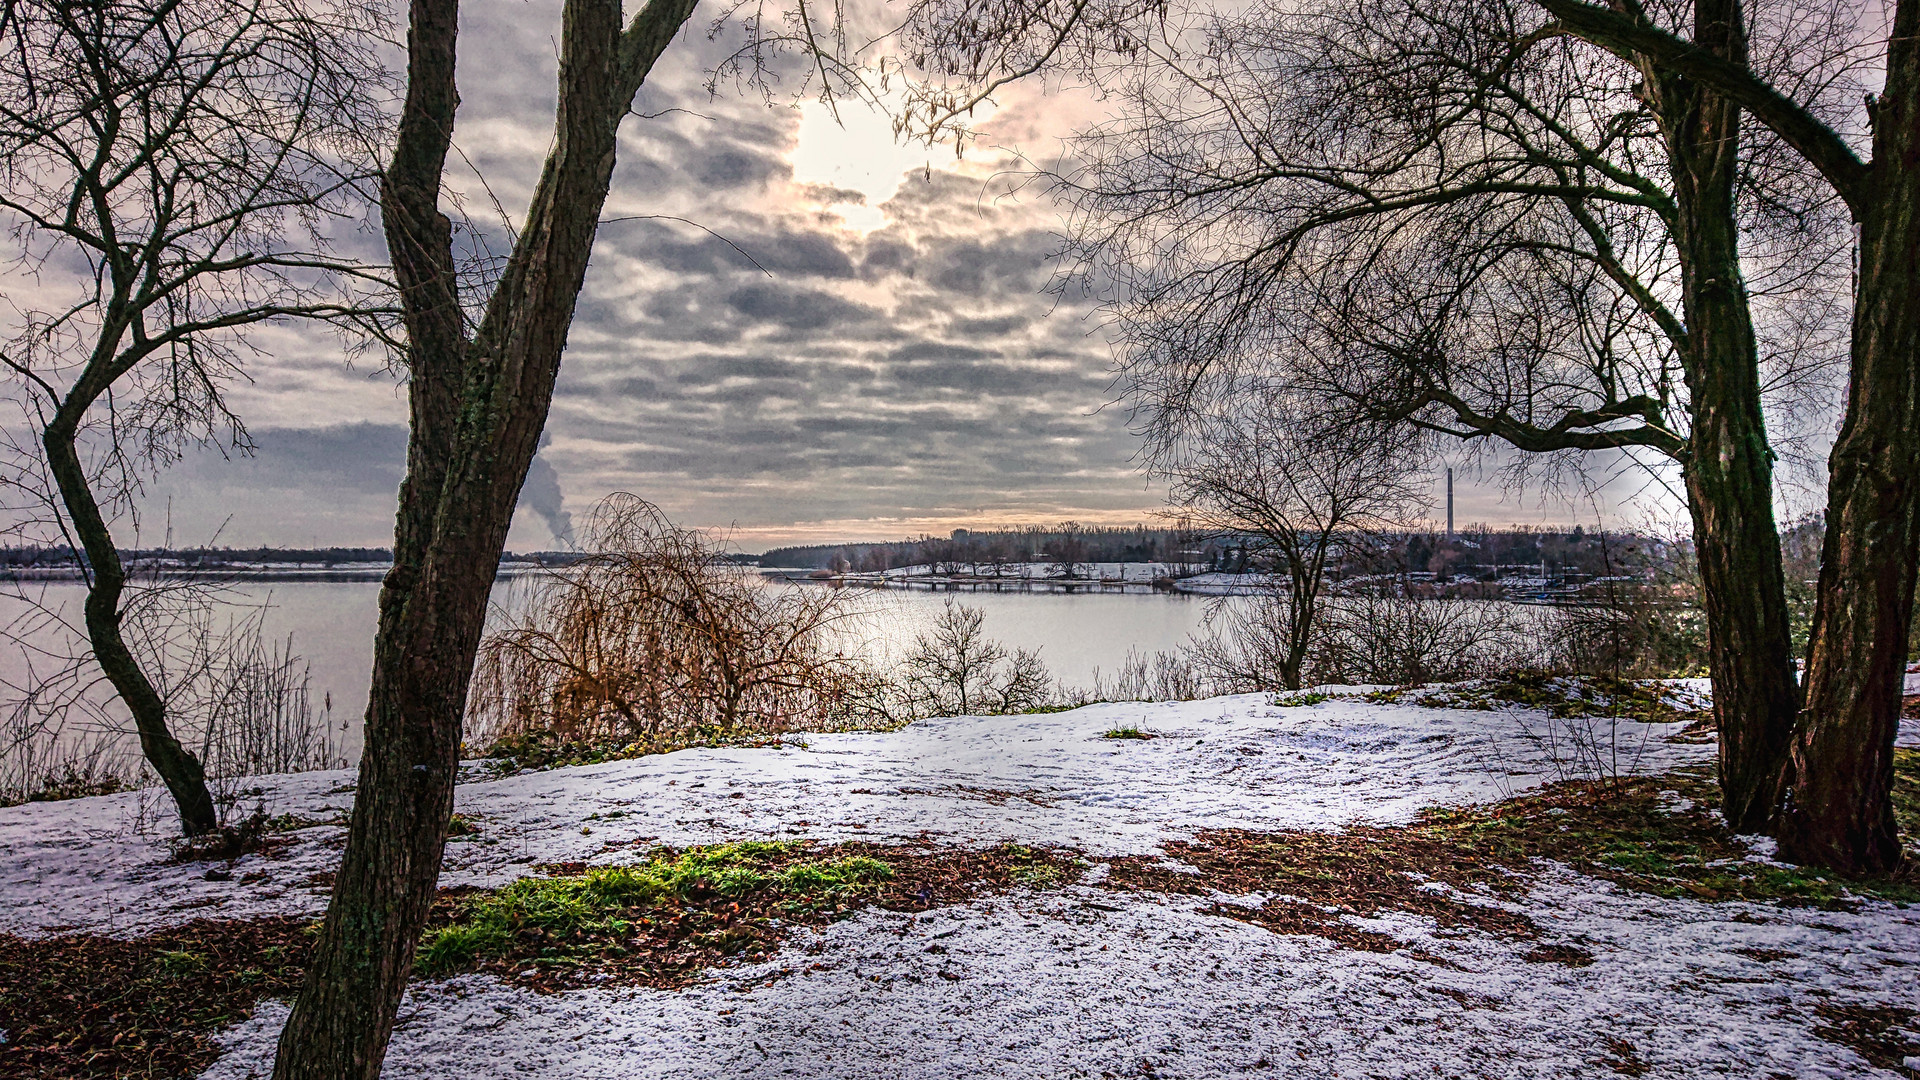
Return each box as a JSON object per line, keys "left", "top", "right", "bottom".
{"left": 0, "top": 578, "right": 1223, "bottom": 769}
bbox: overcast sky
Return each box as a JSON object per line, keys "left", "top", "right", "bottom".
{"left": 104, "top": 0, "right": 1670, "bottom": 553}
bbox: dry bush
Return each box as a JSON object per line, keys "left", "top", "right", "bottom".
{"left": 1548, "top": 588, "right": 1709, "bottom": 678}
{"left": 1307, "top": 589, "right": 1539, "bottom": 686}
{"left": 130, "top": 588, "right": 346, "bottom": 786}
{"left": 1182, "top": 590, "right": 1307, "bottom": 694}
{"left": 1542, "top": 523, "right": 1710, "bottom": 678}
{"left": 1087, "top": 645, "right": 1210, "bottom": 702}
{"left": 1167, "top": 587, "right": 1537, "bottom": 692}
{"left": 467, "top": 495, "right": 898, "bottom": 754}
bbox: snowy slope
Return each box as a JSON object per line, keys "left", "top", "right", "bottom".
{"left": 0, "top": 692, "right": 1713, "bottom": 938}
{"left": 6, "top": 690, "right": 1919, "bottom": 1079}
{"left": 199, "top": 873, "right": 1920, "bottom": 1080}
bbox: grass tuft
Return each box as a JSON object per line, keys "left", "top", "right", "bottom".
{"left": 416, "top": 841, "right": 892, "bottom": 978}
{"left": 1272, "top": 691, "right": 1332, "bottom": 708}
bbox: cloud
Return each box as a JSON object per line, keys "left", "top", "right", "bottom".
{"left": 174, "top": 422, "right": 408, "bottom": 495}
{"left": 102, "top": 1, "right": 1174, "bottom": 551}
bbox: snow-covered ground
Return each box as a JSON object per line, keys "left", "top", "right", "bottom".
{"left": 202, "top": 874, "right": 1920, "bottom": 1079}
{"left": 5, "top": 690, "right": 1918, "bottom": 1078}
{"left": 0, "top": 692, "right": 1714, "bottom": 938}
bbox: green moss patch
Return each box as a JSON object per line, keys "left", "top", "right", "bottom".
{"left": 417, "top": 839, "right": 1081, "bottom": 991}
{"left": 1, "top": 840, "right": 1081, "bottom": 1075}
{"left": 1272, "top": 692, "right": 1332, "bottom": 708}
{"left": 1894, "top": 748, "right": 1920, "bottom": 850}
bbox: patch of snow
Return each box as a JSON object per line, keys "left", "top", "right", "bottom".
{"left": 197, "top": 878, "right": 1920, "bottom": 1080}
{"left": 0, "top": 694, "right": 1710, "bottom": 939}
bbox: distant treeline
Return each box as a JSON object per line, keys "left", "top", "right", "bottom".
{"left": 757, "top": 525, "right": 1198, "bottom": 572}
{"left": 755, "top": 522, "right": 1679, "bottom": 580}
{"left": 0, "top": 545, "right": 585, "bottom": 568}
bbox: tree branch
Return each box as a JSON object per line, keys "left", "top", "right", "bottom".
{"left": 1535, "top": 0, "right": 1869, "bottom": 214}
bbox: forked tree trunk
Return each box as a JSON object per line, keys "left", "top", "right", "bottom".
{"left": 270, "top": 0, "right": 698, "bottom": 1074}
{"left": 1645, "top": 0, "right": 1801, "bottom": 831}
{"left": 1540, "top": 0, "right": 1917, "bottom": 878}
{"left": 43, "top": 419, "right": 219, "bottom": 836}
{"left": 1779, "top": 0, "right": 1920, "bottom": 874}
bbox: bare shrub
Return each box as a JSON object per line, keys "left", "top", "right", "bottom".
{"left": 1084, "top": 645, "right": 1209, "bottom": 703}
{"left": 1309, "top": 590, "right": 1537, "bottom": 686}
{"left": 0, "top": 580, "right": 342, "bottom": 808}
{"left": 126, "top": 585, "right": 347, "bottom": 787}
{"left": 467, "top": 495, "right": 898, "bottom": 754}
{"left": 1539, "top": 526, "right": 1709, "bottom": 678}
{"left": 0, "top": 588, "right": 134, "bottom": 804}
{"left": 903, "top": 599, "right": 1055, "bottom": 715}
{"left": 0, "top": 717, "right": 128, "bottom": 806}
{"left": 1550, "top": 590, "right": 1709, "bottom": 678}
{"left": 1510, "top": 708, "right": 1657, "bottom": 789}
{"left": 1182, "top": 590, "right": 1309, "bottom": 695}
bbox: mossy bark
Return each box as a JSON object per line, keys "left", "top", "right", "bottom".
{"left": 1642, "top": 0, "right": 1800, "bottom": 832}
{"left": 269, "top": 0, "right": 701, "bottom": 1074}
{"left": 1780, "top": 0, "right": 1920, "bottom": 876}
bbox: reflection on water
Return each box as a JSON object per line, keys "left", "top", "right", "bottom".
{"left": 1, "top": 579, "right": 1222, "bottom": 766}
{"left": 831, "top": 586, "right": 1218, "bottom": 685}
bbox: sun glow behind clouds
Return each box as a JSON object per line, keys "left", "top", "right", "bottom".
{"left": 789, "top": 96, "right": 939, "bottom": 232}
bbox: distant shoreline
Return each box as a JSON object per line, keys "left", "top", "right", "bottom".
{"left": 0, "top": 562, "right": 557, "bottom": 584}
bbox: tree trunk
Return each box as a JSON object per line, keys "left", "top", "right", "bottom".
{"left": 270, "top": 0, "right": 699, "bottom": 1073}
{"left": 1644, "top": 0, "right": 1801, "bottom": 832}
{"left": 42, "top": 422, "right": 218, "bottom": 836}
{"left": 1778, "top": 0, "right": 1920, "bottom": 874}
{"left": 1279, "top": 538, "right": 1326, "bottom": 692}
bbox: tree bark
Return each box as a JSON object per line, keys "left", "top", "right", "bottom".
{"left": 1643, "top": 0, "right": 1801, "bottom": 833}
{"left": 270, "top": 0, "right": 699, "bottom": 1075}
{"left": 42, "top": 419, "right": 219, "bottom": 836}
{"left": 1779, "top": 0, "right": 1920, "bottom": 874}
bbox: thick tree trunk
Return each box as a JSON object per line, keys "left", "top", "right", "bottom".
{"left": 271, "top": 0, "right": 698, "bottom": 1074}
{"left": 1681, "top": 376, "right": 1800, "bottom": 832}
{"left": 1644, "top": 0, "right": 1800, "bottom": 832}
{"left": 42, "top": 423, "right": 218, "bottom": 836}
{"left": 1778, "top": 0, "right": 1920, "bottom": 874}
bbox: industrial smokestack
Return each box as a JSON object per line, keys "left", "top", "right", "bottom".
{"left": 1446, "top": 467, "right": 1454, "bottom": 539}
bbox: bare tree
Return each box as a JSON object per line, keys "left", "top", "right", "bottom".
{"left": 904, "top": 598, "right": 1052, "bottom": 715}
{"left": 1536, "top": 0, "right": 1914, "bottom": 879}
{"left": 0, "top": 0, "right": 389, "bottom": 834}
{"left": 1166, "top": 401, "right": 1426, "bottom": 689}
{"left": 1051, "top": 519, "right": 1090, "bottom": 579}
{"left": 921, "top": 0, "right": 1857, "bottom": 832}
{"left": 269, "top": 0, "right": 870, "bottom": 1071}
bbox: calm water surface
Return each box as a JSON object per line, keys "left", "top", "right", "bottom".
{"left": 2, "top": 579, "right": 1221, "bottom": 764}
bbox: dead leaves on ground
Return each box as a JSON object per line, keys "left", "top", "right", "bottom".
{"left": 0, "top": 917, "right": 311, "bottom": 1080}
